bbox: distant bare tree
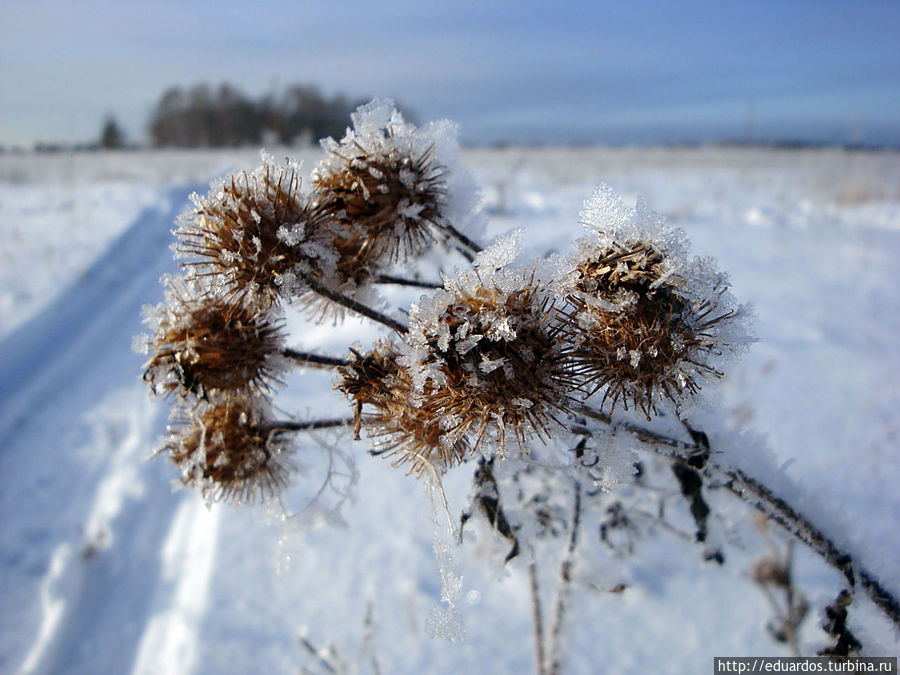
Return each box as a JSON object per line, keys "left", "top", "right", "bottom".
{"left": 99, "top": 115, "right": 125, "bottom": 149}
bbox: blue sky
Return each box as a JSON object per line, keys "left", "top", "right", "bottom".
{"left": 1, "top": 0, "right": 898, "bottom": 146}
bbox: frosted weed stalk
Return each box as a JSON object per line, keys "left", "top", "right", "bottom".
{"left": 139, "top": 99, "right": 900, "bottom": 666}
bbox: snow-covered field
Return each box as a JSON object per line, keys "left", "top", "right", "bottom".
{"left": 1, "top": 145, "right": 898, "bottom": 674}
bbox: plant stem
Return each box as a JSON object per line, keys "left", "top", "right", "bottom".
{"left": 528, "top": 560, "right": 548, "bottom": 675}
{"left": 268, "top": 418, "right": 354, "bottom": 433}
{"left": 571, "top": 405, "right": 900, "bottom": 632}
{"left": 437, "top": 223, "right": 482, "bottom": 263}
{"left": 297, "top": 635, "right": 338, "bottom": 674}
{"left": 547, "top": 480, "right": 581, "bottom": 675}
{"left": 720, "top": 463, "right": 900, "bottom": 630}
{"left": 784, "top": 542, "right": 802, "bottom": 657}
{"left": 281, "top": 349, "right": 350, "bottom": 369}
{"left": 373, "top": 274, "right": 442, "bottom": 289}
{"left": 302, "top": 275, "right": 408, "bottom": 333}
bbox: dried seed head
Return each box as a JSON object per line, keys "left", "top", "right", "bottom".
{"left": 142, "top": 290, "right": 284, "bottom": 399}
{"left": 565, "top": 239, "right": 716, "bottom": 416}
{"left": 336, "top": 341, "right": 469, "bottom": 477}
{"left": 335, "top": 340, "right": 403, "bottom": 439}
{"left": 164, "top": 394, "right": 292, "bottom": 504}
{"left": 174, "top": 154, "right": 332, "bottom": 308}
{"left": 313, "top": 99, "right": 483, "bottom": 267}
{"left": 314, "top": 140, "right": 446, "bottom": 264}
{"left": 371, "top": 386, "right": 472, "bottom": 478}
{"left": 562, "top": 186, "right": 749, "bottom": 417}
{"left": 299, "top": 99, "right": 483, "bottom": 322}
{"left": 401, "top": 268, "right": 573, "bottom": 455}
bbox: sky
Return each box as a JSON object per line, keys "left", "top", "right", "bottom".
{"left": 1, "top": 0, "right": 899, "bottom": 147}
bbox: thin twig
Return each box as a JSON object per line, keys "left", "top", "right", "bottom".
{"left": 547, "top": 480, "right": 582, "bottom": 675}
{"left": 783, "top": 542, "right": 803, "bottom": 657}
{"left": 373, "top": 274, "right": 442, "bottom": 289}
{"left": 572, "top": 405, "right": 900, "bottom": 632}
{"left": 281, "top": 349, "right": 350, "bottom": 369}
{"left": 573, "top": 404, "right": 709, "bottom": 465}
{"left": 453, "top": 244, "right": 477, "bottom": 263}
{"left": 528, "top": 560, "right": 547, "bottom": 675}
{"left": 268, "top": 418, "right": 354, "bottom": 433}
{"left": 361, "top": 601, "right": 383, "bottom": 675}
{"left": 302, "top": 275, "right": 408, "bottom": 333}
{"left": 440, "top": 223, "right": 483, "bottom": 257}
{"left": 298, "top": 635, "right": 338, "bottom": 675}
{"left": 720, "top": 464, "right": 900, "bottom": 631}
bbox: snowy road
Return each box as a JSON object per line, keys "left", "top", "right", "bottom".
{"left": 0, "top": 185, "right": 221, "bottom": 675}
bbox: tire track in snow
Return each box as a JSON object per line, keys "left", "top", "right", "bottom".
{"left": 0, "top": 185, "right": 194, "bottom": 445}
{"left": 0, "top": 185, "right": 222, "bottom": 675}
{"left": 131, "top": 498, "right": 221, "bottom": 675}
{"left": 16, "top": 390, "right": 178, "bottom": 675}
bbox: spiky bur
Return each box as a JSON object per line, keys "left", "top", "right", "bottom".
{"left": 399, "top": 267, "right": 573, "bottom": 457}
{"left": 142, "top": 287, "right": 284, "bottom": 399}
{"left": 559, "top": 185, "right": 750, "bottom": 418}
{"left": 174, "top": 154, "right": 334, "bottom": 309}
{"left": 335, "top": 341, "right": 470, "bottom": 477}
{"left": 164, "top": 393, "right": 292, "bottom": 504}
{"left": 314, "top": 99, "right": 483, "bottom": 267}
{"left": 314, "top": 132, "right": 446, "bottom": 264}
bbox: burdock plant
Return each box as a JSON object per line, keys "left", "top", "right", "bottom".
{"left": 173, "top": 155, "right": 334, "bottom": 308}
{"left": 335, "top": 339, "right": 471, "bottom": 477}
{"left": 139, "top": 99, "right": 900, "bottom": 669}
{"left": 560, "top": 185, "right": 748, "bottom": 418}
{"left": 142, "top": 283, "right": 285, "bottom": 399}
{"left": 314, "top": 100, "right": 460, "bottom": 264}
{"left": 399, "top": 263, "right": 573, "bottom": 456}
{"left": 164, "top": 392, "right": 293, "bottom": 504}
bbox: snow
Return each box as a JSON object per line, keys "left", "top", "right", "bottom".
{"left": 1, "top": 145, "right": 899, "bottom": 674}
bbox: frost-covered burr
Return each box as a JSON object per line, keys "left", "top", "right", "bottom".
{"left": 559, "top": 185, "right": 751, "bottom": 418}
{"left": 164, "top": 393, "right": 293, "bottom": 504}
{"left": 398, "top": 245, "right": 573, "bottom": 458}
{"left": 313, "top": 98, "right": 483, "bottom": 265}
{"left": 174, "top": 154, "right": 334, "bottom": 308}
{"left": 141, "top": 284, "right": 285, "bottom": 399}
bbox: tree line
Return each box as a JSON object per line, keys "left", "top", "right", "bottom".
{"left": 148, "top": 83, "right": 390, "bottom": 148}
